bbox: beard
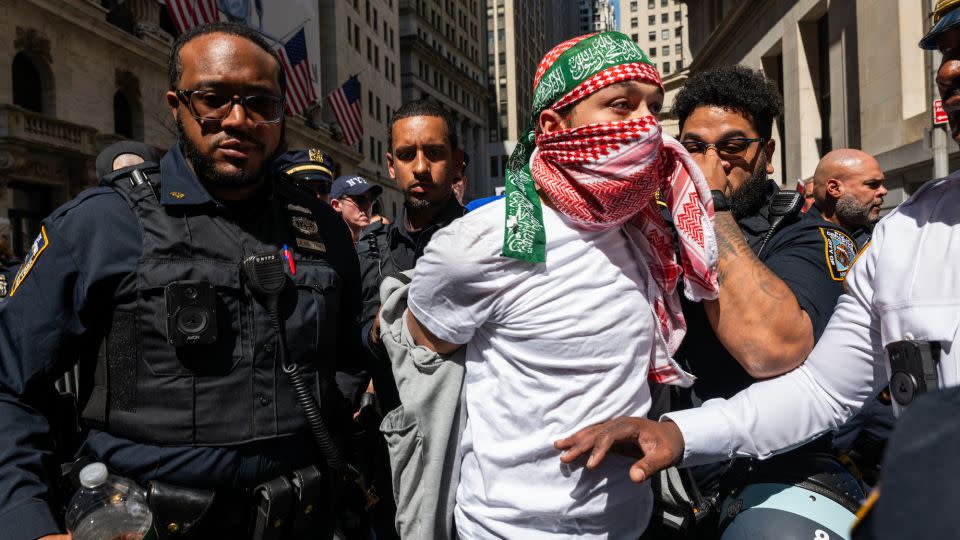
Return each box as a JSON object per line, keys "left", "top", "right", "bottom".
{"left": 176, "top": 117, "right": 285, "bottom": 188}
{"left": 835, "top": 194, "right": 876, "bottom": 227}
{"left": 729, "top": 151, "right": 772, "bottom": 220}
{"left": 404, "top": 197, "right": 432, "bottom": 211}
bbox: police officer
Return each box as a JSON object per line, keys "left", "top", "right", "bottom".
{"left": 0, "top": 22, "right": 360, "bottom": 540}
{"left": 357, "top": 98, "right": 466, "bottom": 412}
{"left": 556, "top": 5, "right": 960, "bottom": 539}
{"left": 632, "top": 65, "right": 864, "bottom": 537}
{"left": 274, "top": 149, "right": 338, "bottom": 203}
{"left": 670, "top": 65, "right": 861, "bottom": 419}
{"left": 809, "top": 148, "right": 888, "bottom": 246}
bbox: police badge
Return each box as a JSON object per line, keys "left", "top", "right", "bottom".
{"left": 820, "top": 227, "right": 858, "bottom": 281}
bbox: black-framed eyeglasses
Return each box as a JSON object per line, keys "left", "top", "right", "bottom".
{"left": 681, "top": 137, "right": 766, "bottom": 159}
{"left": 176, "top": 89, "right": 285, "bottom": 125}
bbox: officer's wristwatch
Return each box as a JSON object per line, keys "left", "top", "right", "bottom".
{"left": 711, "top": 190, "right": 730, "bottom": 212}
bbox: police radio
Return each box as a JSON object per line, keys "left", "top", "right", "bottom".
{"left": 886, "top": 340, "right": 941, "bottom": 408}
{"left": 165, "top": 281, "right": 219, "bottom": 347}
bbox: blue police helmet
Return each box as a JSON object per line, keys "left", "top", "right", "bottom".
{"left": 718, "top": 453, "right": 863, "bottom": 540}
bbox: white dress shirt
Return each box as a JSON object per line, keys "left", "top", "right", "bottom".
{"left": 665, "top": 174, "right": 960, "bottom": 466}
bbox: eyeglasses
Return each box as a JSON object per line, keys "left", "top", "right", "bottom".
{"left": 681, "top": 137, "right": 766, "bottom": 158}
{"left": 176, "top": 90, "right": 285, "bottom": 125}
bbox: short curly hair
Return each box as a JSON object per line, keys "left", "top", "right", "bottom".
{"left": 673, "top": 65, "right": 783, "bottom": 139}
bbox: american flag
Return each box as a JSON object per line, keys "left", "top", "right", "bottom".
{"left": 326, "top": 76, "right": 363, "bottom": 146}
{"left": 278, "top": 28, "right": 318, "bottom": 117}
{"left": 164, "top": 0, "right": 221, "bottom": 34}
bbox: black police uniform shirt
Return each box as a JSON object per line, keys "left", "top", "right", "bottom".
{"left": 355, "top": 197, "right": 466, "bottom": 411}
{"left": 673, "top": 181, "right": 863, "bottom": 408}
{"left": 0, "top": 145, "right": 361, "bottom": 540}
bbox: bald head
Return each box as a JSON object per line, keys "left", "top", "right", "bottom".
{"left": 812, "top": 149, "right": 887, "bottom": 228}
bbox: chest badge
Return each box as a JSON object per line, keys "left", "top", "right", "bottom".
{"left": 0, "top": 275, "right": 8, "bottom": 298}
{"left": 169, "top": 191, "right": 186, "bottom": 199}
{"left": 291, "top": 216, "right": 320, "bottom": 236}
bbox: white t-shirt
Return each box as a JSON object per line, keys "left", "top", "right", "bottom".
{"left": 408, "top": 198, "right": 658, "bottom": 539}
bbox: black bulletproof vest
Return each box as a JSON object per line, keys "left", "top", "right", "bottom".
{"left": 82, "top": 167, "right": 343, "bottom": 446}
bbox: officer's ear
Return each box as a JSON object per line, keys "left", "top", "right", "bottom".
{"left": 763, "top": 139, "right": 776, "bottom": 175}
{"left": 826, "top": 178, "right": 843, "bottom": 198}
{"left": 166, "top": 91, "right": 180, "bottom": 121}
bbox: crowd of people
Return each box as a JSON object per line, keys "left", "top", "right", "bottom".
{"left": 0, "top": 2, "right": 959, "bottom": 538}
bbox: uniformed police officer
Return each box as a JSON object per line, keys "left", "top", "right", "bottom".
{"left": 556, "top": 5, "right": 960, "bottom": 539}
{"left": 632, "top": 65, "right": 864, "bottom": 536}
{"left": 274, "top": 149, "right": 338, "bottom": 204}
{"left": 0, "top": 22, "right": 360, "bottom": 540}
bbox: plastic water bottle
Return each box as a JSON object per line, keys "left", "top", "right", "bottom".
{"left": 65, "top": 462, "right": 155, "bottom": 540}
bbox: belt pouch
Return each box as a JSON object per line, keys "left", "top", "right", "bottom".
{"left": 290, "top": 465, "right": 329, "bottom": 537}
{"left": 252, "top": 475, "right": 294, "bottom": 540}
{"left": 147, "top": 480, "right": 216, "bottom": 539}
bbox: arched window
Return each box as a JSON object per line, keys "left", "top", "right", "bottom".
{"left": 12, "top": 53, "right": 43, "bottom": 113}
{"left": 113, "top": 91, "right": 134, "bottom": 138}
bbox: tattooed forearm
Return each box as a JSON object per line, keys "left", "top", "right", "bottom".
{"left": 713, "top": 212, "right": 788, "bottom": 301}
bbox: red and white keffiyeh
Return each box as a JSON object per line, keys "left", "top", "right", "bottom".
{"left": 533, "top": 116, "right": 719, "bottom": 385}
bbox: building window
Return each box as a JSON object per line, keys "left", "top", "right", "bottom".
{"left": 376, "top": 96, "right": 381, "bottom": 121}
{"left": 661, "top": 0, "right": 667, "bottom": 6}
{"left": 631, "top": 33, "right": 639, "bottom": 42}
{"left": 630, "top": 1, "right": 638, "bottom": 11}
{"left": 12, "top": 53, "right": 44, "bottom": 113}
{"left": 648, "top": 31, "right": 656, "bottom": 41}
{"left": 661, "top": 13, "right": 668, "bottom": 23}
{"left": 663, "top": 61, "right": 671, "bottom": 73}
{"left": 647, "top": 0, "right": 654, "bottom": 8}
{"left": 369, "top": 136, "right": 375, "bottom": 161}
{"left": 675, "top": 26, "right": 682, "bottom": 37}
{"left": 662, "top": 46, "right": 669, "bottom": 56}
{"left": 649, "top": 47, "right": 657, "bottom": 57}
{"left": 674, "top": 10, "right": 681, "bottom": 21}
{"left": 630, "top": 17, "right": 638, "bottom": 27}
{"left": 661, "top": 29, "right": 669, "bottom": 39}
{"left": 374, "top": 46, "right": 380, "bottom": 69}
{"left": 368, "top": 90, "right": 373, "bottom": 115}
{"left": 489, "top": 156, "right": 499, "bottom": 178}
{"left": 367, "top": 37, "right": 372, "bottom": 61}
{"left": 675, "top": 43, "right": 682, "bottom": 55}
{"left": 113, "top": 91, "right": 133, "bottom": 138}
{"left": 354, "top": 25, "right": 360, "bottom": 51}
{"left": 648, "top": 15, "right": 655, "bottom": 25}
{"left": 676, "top": 59, "right": 684, "bottom": 70}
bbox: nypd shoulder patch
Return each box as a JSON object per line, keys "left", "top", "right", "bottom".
{"left": 820, "top": 227, "right": 857, "bottom": 281}
{"left": 11, "top": 226, "right": 50, "bottom": 296}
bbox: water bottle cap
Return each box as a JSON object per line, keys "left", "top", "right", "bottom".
{"left": 78, "top": 462, "right": 109, "bottom": 488}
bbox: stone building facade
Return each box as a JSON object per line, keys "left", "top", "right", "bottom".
{"left": 399, "top": 0, "right": 490, "bottom": 199}
{"left": 485, "top": 0, "right": 545, "bottom": 192}
{"left": 684, "top": 0, "right": 951, "bottom": 208}
{"left": 0, "top": 0, "right": 363, "bottom": 258}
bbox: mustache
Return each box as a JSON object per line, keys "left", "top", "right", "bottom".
{"left": 210, "top": 133, "right": 265, "bottom": 151}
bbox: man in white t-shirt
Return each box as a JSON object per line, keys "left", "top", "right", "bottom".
{"left": 404, "top": 32, "right": 718, "bottom": 539}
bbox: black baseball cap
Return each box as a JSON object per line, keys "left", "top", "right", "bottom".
{"left": 330, "top": 175, "right": 383, "bottom": 200}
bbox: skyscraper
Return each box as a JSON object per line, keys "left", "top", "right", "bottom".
{"left": 318, "top": 0, "right": 403, "bottom": 215}
{"left": 618, "top": 0, "right": 690, "bottom": 78}
{"left": 544, "top": 0, "right": 582, "bottom": 50}
{"left": 398, "top": 0, "right": 491, "bottom": 199}
{"left": 579, "top": 0, "right": 616, "bottom": 33}
{"left": 486, "top": 0, "right": 546, "bottom": 192}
